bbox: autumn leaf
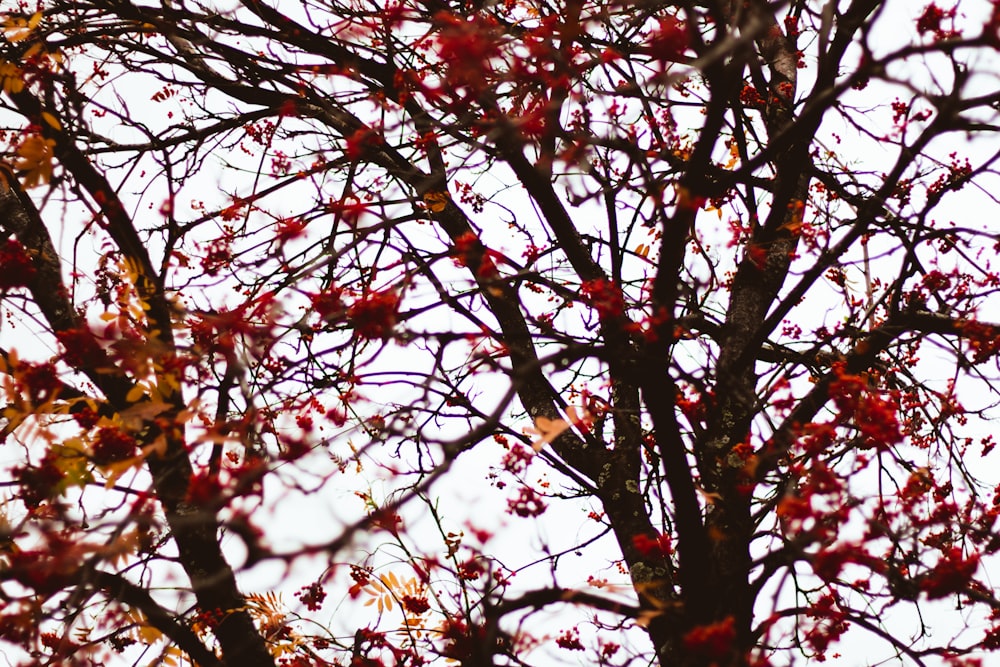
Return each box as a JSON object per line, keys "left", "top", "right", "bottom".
{"left": 0, "top": 61, "right": 24, "bottom": 94}
{"left": 40, "top": 111, "right": 61, "bottom": 131}
{"left": 15, "top": 134, "right": 56, "bottom": 188}
{"left": 422, "top": 191, "right": 450, "bottom": 212}
{"left": 523, "top": 416, "right": 570, "bottom": 452}
{"left": 362, "top": 571, "right": 425, "bottom": 616}
{"left": 2, "top": 12, "right": 42, "bottom": 42}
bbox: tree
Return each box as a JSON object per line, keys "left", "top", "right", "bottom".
{"left": 0, "top": 0, "right": 999, "bottom": 665}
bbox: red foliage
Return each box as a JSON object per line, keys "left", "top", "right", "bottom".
{"left": 451, "top": 230, "right": 499, "bottom": 278}
{"left": 6, "top": 3, "right": 1000, "bottom": 666}
{"left": 440, "top": 619, "right": 487, "bottom": 662}
{"left": 827, "top": 364, "right": 903, "bottom": 449}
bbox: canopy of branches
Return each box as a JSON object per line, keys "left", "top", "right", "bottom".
{"left": 0, "top": 2, "right": 999, "bottom": 667}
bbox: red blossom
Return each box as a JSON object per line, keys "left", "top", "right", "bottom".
{"left": 959, "top": 319, "right": 1000, "bottom": 363}
{"left": 916, "top": 3, "right": 957, "bottom": 39}
{"left": 401, "top": 594, "right": 430, "bottom": 615}
{"left": 57, "top": 327, "right": 104, "bottom": 368}
{"left": 72, "top": 405, "right": 100, "bottom": 429}
{"left": 344, "top": 128, "right": 383, "bottom": 160}
{"left": 506, "top": 486, "right": 546, "bottom": 517}
{"left": 581, "top": 278, "right": 625, "bottom": 321}
{"left": 279, "top": 436, "right": 310, "bottom": 461}
{"left": 311, "top": 287, "right": 345, "bottom": 321}
{"left": 185, "top": 471, "right": 223, "bottom": 506}
{"left": 920, "top": 547, "right": 979, "bottom": 599}
{"left": 458, "top": 558, "right": 484, "bottom": 580}
{"left": 434, "top": 12, "right": 501, "bottom": 95}
{"left": 632, "top": 532, "right": 672, "bottom": 559}
{"left": 275, "top": 217, "right": 307, "bottom": 244}
{"left": 348, "top": 565, "right": 370, "bottom": 598}
{"left": 500, "top": 444, "right": 533, "bottom": 475}
{"left": 683, "top": 616, "right": 736, "bottom": 660}
{"left": 92, "top": 426, "right": 138, "bottom": 464}
{"left": 326, "top": 197, "right": 368, "bottom": 225}
{"left": 556, "top": 629, "right": 585, "bottom": 651}
{"left": 740, "top": 84, "right": 766, "bottom": 108}
{"left": 521, "top": 243, "right": 545, "bottom": 265}
{"left": 347, "top": 289, "right": 400, "bottom": 339}
{"left": 18, "top": 361, "right": 61, "bottom": 403}
{"left": 15, "top": 451, "right": 65, "bottom": 508}
{"left": 0, "top": 240, "right": 35, "bottom": 288}
{"left": 645, "top": 15, "right": 690, "bottom": 65}
{"left": 827, "top": 364, "right": 903, "bottom": 449}
{"left": 812, "top": 545, "right": 868, "bottom": 582}
{"left": 200, "top": 236, "right": 232, "bottom": 276}
{"left": 295, "top": 582, "right": 327, "bottom": 611}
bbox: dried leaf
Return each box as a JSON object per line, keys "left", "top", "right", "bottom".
{"left": 15, "top": 134, "right": 56, "bottom": 188}
{"left": 422, "top": 191, "right": 449, "bottom": 213}
{"left": 524, "top": 416, "right": 570, "bottom": 452}
{"left": 40, "top": 111, "right": 61, "bottom": 131}
{"left": 125, "top": 384, "right": 147, "bottom": 404}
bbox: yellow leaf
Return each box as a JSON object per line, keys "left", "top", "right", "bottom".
{"left": 22, "top": 43, "right": 44, "bottom": 61}
{"left": 634, "top": 609, "right": 663, "bottom": 628}
{"left": 724, "top": 142, "right": 739, "bottom": 169}
{"left": 101, "top": 455, "right": 145, "bottom": 488}
{"left": 142, "top": 436, "right": 168, "bottom": 459}
{"left": 779, "top": 219, "right": 803, "bottom": 235}
{"left": 40, "top": 111, "right": 61, "bottom": 131}
{"left": 100, "top": 529, "right": 140, "bottom": 569}
{"left": 636, "top": 244, "right": 650, "bottom": 258}
{"left": 15, "top": 134, "right": 56, "bottom": 188}
{"left": 675, "top": 186, "right": 706, "bottom": 211}
{"left": 0, "top": 405, "right": 27, "bottom": 436}
{"left": 137, "top": 622, "right": 162, "bottom": 645}
{"left": 0, "top": 61, "right": 24, "bottom": 94}
{"left": 28, "top": 12, "right": 43, "bottom": 30}
{"left": 125, "top": 384, "right": 147, "bottom": 403}
{"left": 422, "top": 191, "right": 449, "bottom": 213}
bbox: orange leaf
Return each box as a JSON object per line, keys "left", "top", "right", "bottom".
{"left": 422, "top": 191, "right": 449, "bottom": 213}
{"left": 524, "top": 416, "right": 570, "bottom": 452}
